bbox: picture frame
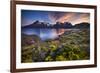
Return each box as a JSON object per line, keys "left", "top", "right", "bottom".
{"left": 11, "top": 0, "right": 97, "bottom": 73}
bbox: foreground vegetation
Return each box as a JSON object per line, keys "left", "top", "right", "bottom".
{"left": 21, "top": 29, "right": 90, "bottom": 63}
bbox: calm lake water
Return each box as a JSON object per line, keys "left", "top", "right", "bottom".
{"left": 22, "top": 28, "right": 59, "bottom": 40}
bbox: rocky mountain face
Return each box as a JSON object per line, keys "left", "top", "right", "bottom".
{"left": 22, "top": 20, "right": 90, "bottom": 29}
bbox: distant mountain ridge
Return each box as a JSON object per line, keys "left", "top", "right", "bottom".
{"left": 73, "top": 22, "right": 90, "bottom": 29}
{"left": 22, "top": 20, "right": 90, "bottom": 29}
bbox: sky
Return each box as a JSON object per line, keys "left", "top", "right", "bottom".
{"left": 21, "top": 10, "right": 90, "bottom": 26}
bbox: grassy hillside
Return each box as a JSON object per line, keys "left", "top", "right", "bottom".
{"left": 21, "top": 29, "right": 90, "bottom": 63}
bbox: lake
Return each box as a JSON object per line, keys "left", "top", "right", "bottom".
{"left": 22, "top": 28, "right": 60, "bottom": 41}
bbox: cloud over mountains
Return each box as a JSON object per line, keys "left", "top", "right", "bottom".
{"left": 48, "top": 12, "right": 90, "bottom": 25}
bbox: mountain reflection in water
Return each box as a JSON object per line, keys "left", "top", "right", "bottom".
{"left": 22, "top": 28, "right": 65, "bottom": 41}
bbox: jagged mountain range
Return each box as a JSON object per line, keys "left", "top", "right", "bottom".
{"left": 22, "top": 20, "right": 90, "bottom": 29}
